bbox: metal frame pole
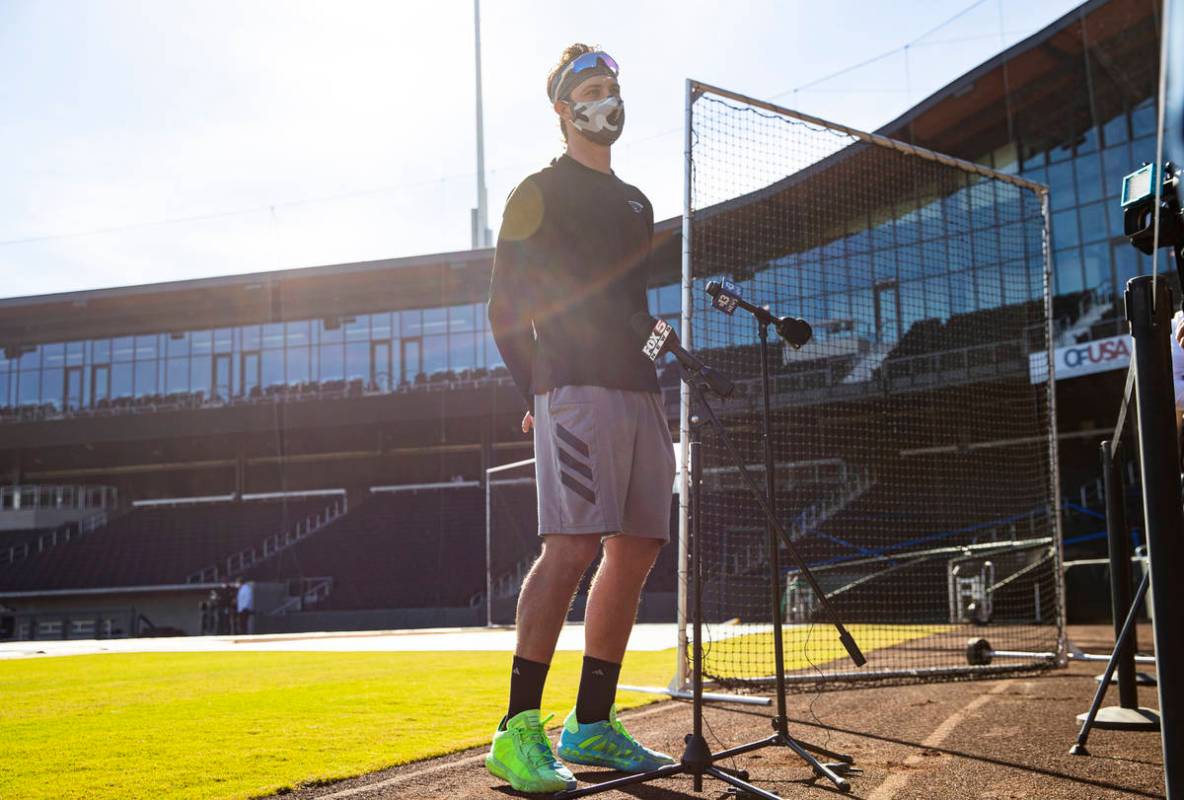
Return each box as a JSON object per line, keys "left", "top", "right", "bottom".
{"left": 675, "top": 77, "right": 694, "bottom": 692}
{"left": 1126, "top": 274, "right": 1184, "bottom": 792}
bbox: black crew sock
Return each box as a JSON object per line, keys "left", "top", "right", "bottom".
{"left": 505, "top": 655, "right": 550, "bottom": 727}
{"left": 575, "top": 655, "right": 622, "bottom": 724}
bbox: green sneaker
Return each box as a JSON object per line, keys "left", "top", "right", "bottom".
{"left": 557, "top": 704, "right": 676, "bottom": 773}
{"left": 486, "top": 709, "right": 577, "bottom": 794}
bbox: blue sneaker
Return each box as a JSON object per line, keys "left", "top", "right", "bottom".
{"left": 557, "top": 704, "right": 676, "bottom": 773}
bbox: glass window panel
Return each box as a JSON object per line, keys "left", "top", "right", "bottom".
{"left": 647, "top": 287, "right": 658, "bottom": 314}
{"left": 40, "top": 368, "right": 63, "bottom": 409}
{"left": 825, "top": 260, "right": 849, "bottom": 293}
{"left": 449, "top": 332, "right": 477, "bottom": 372}
{"left": 850, "top": 289, "right": 874, "bottom": 339}
{"left": 899, "top": 281, "right": 924, "bottom": 330}
{"left": 286, "top": 347, "right": 309, "bottom": 384}
{"left": 313, "top": 318, "right": 339, "bottom": 344}
{"left": 319, "top": 343, "right": 344, "bottom": 381}
{"left": 484, "top": 332, "right": 504, "bottom": 368}
{"left": 134, "top": 360, "right": 158, "bottom": 397}
{"left": 370, "top": 312, "right": 393, "bottom": 340}
{"left": 923, "top": 275, "right": 951, "bottom": 320}
{"left": 241, "top": 324, "right": 262, "bottom": 350}
{"left": 1075, "top": 154, "right": 1103, "bottom": 204}
{"left": 1130, "top": 99, "right": 1156, "bottom": 139}
{"left": 0, "top": 370, "right": 8, "bottom": 407}
{"left": 897, "top": 245, "right": 923, "bottom": 280}
{"left": 1054, "top": 248, "right": 1084, "bottom": 295}
{"left": 1050, "top": 137, "right": 1074, "bottom": 163}
{"left": 1052, "top": 208, "right": 1080, "bottom": 250}
{"left": 975, "top": 268, "right": 1002, "bottom": 308}
{"left": 41, "top": 343, "right": 65, "bottom": 368}
{"left": 167, "top": 332, "right": 190, "bottom": 357}
{"left": 166, "top": 358, "right": 189, "bottom": 393}
{"left": 448, "top": 304, "right": 475, "bottom": 333}
{"left": 1082, "top": 242, "right": 1110, "bottom": 292}
{"left": 950, "top": 271, "right": 975, "bottom": 314}
{"left": 827, "top": 291, "right": 850, "bottom": 322}
{"left": 112, "top": 363, "right": 133, "bottom": 398}
{"left": 895, "top": 214, "right": 920, "bottom": 244}
{"left": 190, "top": 330, "right": 212, "bottom": 355}
{"left": 424, "top": 334, "right": 448, "bottom": 374}
{"left": 92, "top": 338, "right": 110, "bottom": 364}
{"left": 400, "top": 308, "right": 422, "bottom": 336}
{"left": 344, "top": 314, "right": 370, "bottom": 342}
{"left": 285, "top": 320, "right": 309, "bottom": 347}
{"left": 262, "top": 323, "right": 284, "bottom": 349}
{"left": 658, "top": 283, "right": 681, "bottom": 314}
{"left": 1131, "top": 134, "right": 1156, "bottom": 164}
{"left": 18, "top": 370, "right": 39, "bottom": 404}
{"left": 972, "top": 232, "right": 1000, "bottom": 266}
{"left": 1113, "top": 242, "right": 1142, "bottom": 286}
{"left": 187, "top": 354, "right": 209, "bottom": 396}
{"left": 845, "top": 252, "right": 872, "bottom": 289}
{"left": 113, "top": 337, "right": 135, "bottom": 362}
{"left": 1102, "top": 111, "right": 1128, "bottom": 146}
{"left": 134, "top": 335, "right": 157, "bottom": 360}
{"left": 345, "top": 342, "right": 368, "bottom": 381}
{"left": 1078, "top": 125, "right": 1100, "bottom": 155}
{"left": 873, "top": 250, "right": 896, "bottom": 282}
{"left": 1078, "top": 202, "right": 1109, "bottom": 244}
{"left": 66, "top": 341, "right": 85, "bottom": 366}
{"left": 214, "top": 327, "right": 233, "bottom": 353}
{"left": 1003, "top": 260, "right": 1030, "bottom": 304}
{"left": 261, "top": 350, "right": 284, "bottom": 387}
{"left": 1102, "top": 144, "right": 1131, "bottom": 199}
{"left": 1047, "top": 160, "right": 1075, "bottom": 210}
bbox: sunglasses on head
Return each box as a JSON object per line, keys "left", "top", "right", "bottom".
{"left": 550, "top": 52, "right": 620, "bottom": 102}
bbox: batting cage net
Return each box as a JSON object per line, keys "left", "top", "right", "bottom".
{"left": 680, "top": 81, "right": 1063, "bottom": 688}
{"left": 485, "top": 457, "right": 540, "bottom": 626}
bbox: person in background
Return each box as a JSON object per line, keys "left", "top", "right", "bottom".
{"left": 235, "top": 580, "right": 254, "bottom": 635}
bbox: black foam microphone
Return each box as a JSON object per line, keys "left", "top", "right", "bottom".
{"left": 705, "top": 280, "right": 813, "bottom": 348}
{"left": 630, "top": 313, "right": 735, "bottom": 398}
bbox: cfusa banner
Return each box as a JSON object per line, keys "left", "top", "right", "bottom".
{"left": 1029, "top": 334, "right": 1131, "bottom": 383}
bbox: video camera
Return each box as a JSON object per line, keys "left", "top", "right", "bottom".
{"left": 1121, "top": 162, "right": 1184, "bottom": 307}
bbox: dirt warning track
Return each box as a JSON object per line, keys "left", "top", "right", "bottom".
{"left": 283, "top": 626, "right": 1164, "bottom": 799}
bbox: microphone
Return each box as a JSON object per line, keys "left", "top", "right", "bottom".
{"left": 705, "top": 280, "right": 813, "bottom": 348}
{"left": 630, "top": 312, "right": 735, "bottom": 398}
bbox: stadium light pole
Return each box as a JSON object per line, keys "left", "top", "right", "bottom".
{"left": 471, "top": 0, "right": 492, "bottom": 249}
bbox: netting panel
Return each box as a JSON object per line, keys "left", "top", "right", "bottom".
{"left": 685, "top": 86, "right": 1061, "bottom": 686}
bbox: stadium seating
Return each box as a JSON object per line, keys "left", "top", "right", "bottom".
{"left": 244, "top": 489, "right": 486, "bottom": 610}
{"left": 0, "top": 498, "right": 333, "bottom": 592}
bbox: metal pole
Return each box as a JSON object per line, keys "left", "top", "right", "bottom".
{"left": 674, "top": 77, "right": 694, "bottom": 693}
{"left": 485, "top": 467, "right": 493, "bottom": 628}
{"left": 1126, "top": 274, "right": 1184, "bottom": 792}
{"left": 1103, "top": 439, "right": 1138, "bottom": 708}
{"left": 759, "top": 323, "right": 790, "bottom": 738}
{"left": 472, "top": 0, "right": 491, "bottom": 248}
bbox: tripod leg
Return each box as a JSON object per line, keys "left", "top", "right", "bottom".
{"left": 1070, "top": 571, "right": 1151, "bottom": 755}
{"left": 705, "top": 766, "right": 788, "bottom": 800}
{"left": 781, "top": 736, "right": 852, "bottom": 791}
{"left": 781, "top": 734, "right": 854, "bottom": 764}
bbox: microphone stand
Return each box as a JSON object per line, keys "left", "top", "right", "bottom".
{"left": 555, "top": 357, "right": 861, "bottom": 799}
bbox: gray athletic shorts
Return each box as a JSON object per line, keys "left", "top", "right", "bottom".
{"left": 533, "top": 384, "right": 676, "bottom": 542}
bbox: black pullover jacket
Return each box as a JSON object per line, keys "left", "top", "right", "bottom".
{"left": 487, "top": 153, "right": 661, "bottom": 410}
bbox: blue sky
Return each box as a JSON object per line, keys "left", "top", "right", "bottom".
{"left": 1, "top": 0, "right": 1086, "bottom": 300}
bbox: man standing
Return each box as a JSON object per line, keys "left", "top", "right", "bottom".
{"left": 485, "top": 45, "right": 677, "bottom": 794}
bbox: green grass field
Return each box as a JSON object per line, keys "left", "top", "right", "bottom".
{"left": 0, "top": 624, "right": 945, "bottom": 799}
{"left": 0, "top": 649, "right": 676, "bottom": 800}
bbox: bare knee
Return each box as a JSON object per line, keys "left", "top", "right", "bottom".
{"left": 538, "top": 534, "right": 601, "bottom": 581}
{"left": 603, "top": 535, "right": 663, "bottom": 575}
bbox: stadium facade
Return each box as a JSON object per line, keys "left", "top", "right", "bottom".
{"left": 0, "top": 0, "right": 1158, "bottom": 638}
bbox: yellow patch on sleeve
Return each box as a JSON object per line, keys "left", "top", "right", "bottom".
{"left": 500, "top": 179, "right": 545, "bottom": 241}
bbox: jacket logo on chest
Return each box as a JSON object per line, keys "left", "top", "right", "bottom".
{"left": 627, "top": 200, "right": 644, "bottom": 214}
